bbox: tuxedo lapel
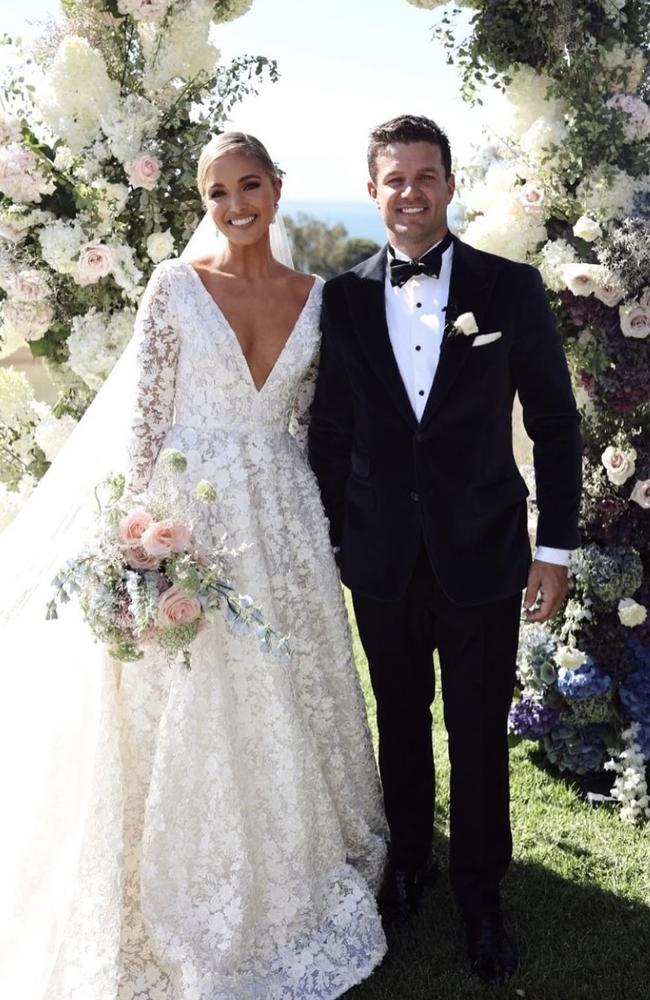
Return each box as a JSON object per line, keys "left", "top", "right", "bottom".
{"left": 419, "top": 236, "right": 498, "bottom": 429}
{"left": 346, "top": 248, "right": 418, "bottom": 430}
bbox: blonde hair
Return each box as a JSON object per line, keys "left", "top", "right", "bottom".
{"left": 197, "top": 132, "right": 278, "bottom": 198}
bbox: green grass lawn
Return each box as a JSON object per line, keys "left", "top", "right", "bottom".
{"left": 342, "top": 592, "right": 650, "bottom": 1000}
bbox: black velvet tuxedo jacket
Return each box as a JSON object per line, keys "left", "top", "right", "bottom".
{"left": 308, "top": 235, "right": 582, "bottom": 605}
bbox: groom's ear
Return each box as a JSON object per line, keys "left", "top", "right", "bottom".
{"left": 367, "top": 178, "right": 378, "bottom": 201}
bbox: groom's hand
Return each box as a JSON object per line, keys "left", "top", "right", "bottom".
{"left": 523, "top": 560, "right": 568, "bottom": 622}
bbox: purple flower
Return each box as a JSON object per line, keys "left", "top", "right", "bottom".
{"left": 509, "top": 698, "right": 560, "bottom": 740}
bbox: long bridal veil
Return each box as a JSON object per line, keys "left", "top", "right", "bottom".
{"left": 0, "top": 212, "right": 295, "bottom": 998}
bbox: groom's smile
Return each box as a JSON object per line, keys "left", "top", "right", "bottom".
{"left": 367, "top": 140, "right": 455, "bottom": 258}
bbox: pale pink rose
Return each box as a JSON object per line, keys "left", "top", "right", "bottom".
{"left": 518, "top": 182, "right": 545, "bottom": 211}
{"left": 126, "top": 545, "right": 160, "bottom": 570}
{"left": 563, "top": 263, "right": 602, "bottom": 297}
{"left": 8, "top": 267, "right": 50, "bottom": 302}
{"left": 141, "top": 519, "right": 191, "bottom": 556}
{"left": 601, "top": 445, "right": 636, "bottom": 486}
{"left": 593, "top": 274, "right": 625, "bottom": 307}
{"left": 125, "top": 153, "right": 161, "bottom": 192}
{"left": 619, "top": 300, "right": 650, "bottom": 339}
{"left": 630, "top": 480, "right": 650, "bottom": 509}
{"left": 118, "top": 508, "right": 152, "bottom": 547}
{"left": 158, "top": 586, "right": 201, "bottom": 626}
{"left": 2, "top": 300, "right": 53, "bottom": 340}
{"left": 74, "top": 241, "right": 115, "bottom": 286}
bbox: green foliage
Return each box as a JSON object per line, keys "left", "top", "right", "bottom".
{"left": 284, "top": 213, "right": 380, "bottom": 279}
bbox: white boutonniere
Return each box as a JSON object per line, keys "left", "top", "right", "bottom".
{"left": 451, "top": 311, "right": 479, "bottom": 336}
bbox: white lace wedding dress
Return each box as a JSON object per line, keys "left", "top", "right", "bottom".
{"left": 2, "top": 260, "right": 387, "bottom": 1000}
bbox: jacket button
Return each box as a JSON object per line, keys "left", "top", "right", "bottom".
{"left": 409, "top": 491, "right": 419, "bottom": 502}
{"left": 415, "top": 431, "right": 426, "bottom": 443}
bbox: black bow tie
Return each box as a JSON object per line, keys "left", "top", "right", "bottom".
{"left": 389, "top": 231, "right": 453, "bottom": 288}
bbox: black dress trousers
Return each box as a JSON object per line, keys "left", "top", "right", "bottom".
{"left": 352, "top": 544, "right": 521, "bottom": 918}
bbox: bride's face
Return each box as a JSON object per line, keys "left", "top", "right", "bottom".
{"left": 203, "top": 151, "right": 282, "bottom": 245}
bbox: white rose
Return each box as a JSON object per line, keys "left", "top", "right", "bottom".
{"left": 125, "top": 152, "right": 161, "bottom": 191}
{"left": 518, "top": 182, "right": 545, "bottom": 211}
{"left": 555, "top": 646, "right": 589, "bottom": 670}
{"left": 74, "top": 241, "right": 115, "bottom": 286}
{"left": 630, "top": 480, "right": 650, "bottom": 509}
{"left": 618, "top": 598, "right": 647, "bottom": 628}
{"left": 619, "top": 300, "right": 650, "bottom": 339}
{"left": 7, "top": 268, "right": 50, "bottom": 303}
{"left": 146, "top": 229, "right": 175, "bottom": 263}
{"left": 573, "top": 216, "right": 602, "bottom": 242}
{"left": 2, "top": 300, "right": 54, "bottom": 341}
{"left": 592, "top": 272, "right": 625, "bottom": 307}
{"left": 601, "top": 445, "right": 637, "bottom": 486}
{"left": 563, "top": 263, "right": 602, "bottom": 297}
{"left": 454, "top": 312, "right": 479, "bottom": 335}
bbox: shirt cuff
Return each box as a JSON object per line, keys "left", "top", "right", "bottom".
{"left": 535, "top": 546, "right": 571, "bottom": 567}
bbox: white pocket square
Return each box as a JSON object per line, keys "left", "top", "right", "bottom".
{"left": 472, "top": 331, "right": 502, "bottom": 347}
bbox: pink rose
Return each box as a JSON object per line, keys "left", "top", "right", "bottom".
{"left": 158, "top": 586, "right": 202, "bottom": 626}
{"left": 118, "top": 508, "right": 152, "bottom": 547}
{"left": 630, "top": 480, "right": 650, "bottom": 510}
{"left": 518, "top": 182, "right": 545, "bottom": 211}
{"left": 141, "top": 519, "right": 191, "bottom": 557}
{"left": 8, "top": 268, "right": 50, "bottom": 302}
{"left": 126, "top": 545, "right": 160, "bottom": 570}
{"left": 126, "top": 153, "right": 161, "bottom": 192}
{"left": 619, "top": 301, "right": 650, "bottom": 339}
{"left": 74, "top": 241, "right": 115, "bottom": 286}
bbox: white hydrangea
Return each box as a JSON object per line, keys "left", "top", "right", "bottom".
{"left": 38, "top": 219, "right": 85, "bottom": 274}
{"left": 462, "top": 162, "right": 521, "bottom": 216}
{"left": 0, "top": 320, "right": 26, "bottom": 360}
{"left": 118, "top": 0, "right": 172, "bottom": 20}
{"left": 499, "top": 66, "right": 566, "bottom": 140}
{"left": 463, "top": 201, "right": 547, "bottom": 263}
{"left": 0, "top": 367, "right": 39, "bottom": 428}
{"left": 576, "top": 166, "right": 637, "bottom": 222}
{"left": 53, "top": 145, "right": 75, "bottom": 172}
{"left": 141, "top": 0, "right": 219, "bottom": 92}
{"left": 111, "top": 245, "right": 144, "bottom": 294}
{"left": 67, "top": 308, "right": 134, "bottom": 390}
{"left": 1, "top": 300, "right": 54, "bottom": 342}
{"left": 0, "top": 144, "right": 56, "bottom": 204}
{"left": 538, "top": 241, "right": 578, "bottom": 292}
{"left": 519, "top": 115, "right": 568, "bottom": 168}
{"left": 0, "top": 475, "right": 36, "bottom": 530}
{"left": 0, "top": 111, "right": 22, "bottom": 145}
{"left": 34, "top": 412, "right": 78, "bottom": 463}
{"left": 605, "top": 724, "right": 650, "bottom": 824}
{"left": 0, "top": 206, "right": 53, "bottom": 243}
{"left": 100, "top": 94, "right": 161, "bottom": 165}
{"left": 601, "top": 43, "right": 647, "bottom": 93}
{"left": 37, "top": 36, "right": 119, "bottom": 153}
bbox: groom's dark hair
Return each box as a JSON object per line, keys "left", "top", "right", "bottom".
{"left": 367, "top": 115, "right": 452, "bottom": 181}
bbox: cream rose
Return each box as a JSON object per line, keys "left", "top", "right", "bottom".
{"left": 118, "top": 508, "right": 152, "bottom": 547}
{"left": 618, "top": 598, "right": 648, "bottom": 628}
{"left": 518, "top": 182, "right": 545, "bottom": 211}
{"left": 619, "top": 300, "right": 650, "bottom": 339}
{"left": 158, "top": 586, "right": 202, "bottom": 626}
{"left": 74, "top": 241, "right": 115, "bottom": 287}
{"left": 126, "top": 153, "right": 161, "bottom": 191}
{"left": 630, "top": 480, "right": 650, "bottom": 509}
{"left": 563, "top": 263, "right": 605, "bottom": 297}
{"left": 141, "top": 519, "right": 191, "bottom": 557}
{"left": 454, "top": 312, "right": 479, "bottom": 335}
{"left": 572, "top": 215, "right": 602, "bottom": 242}
{"left": 146, "top": 229, "right": 174, "bottom": 263}
{"left": 601, "top": 445, "right": 637, "bottom": 485}
{"left": 593, "top": 276, "right": 625, "bottom": 307}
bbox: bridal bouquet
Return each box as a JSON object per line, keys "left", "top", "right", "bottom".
{"left": 46, "top": 449, "right": 289, "bottom": 668}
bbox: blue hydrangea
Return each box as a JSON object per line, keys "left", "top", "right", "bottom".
{"left": 542, "top": 724, "right": 610, "bottom": 775}
{"left": 570, "top": 544, "right": 643, "bottom": 607}
{"left": 556, "top": 662, "right": 612, "bottom": 700}
{"left": 619, "top": 649, "right": 650, "bottom": 726}
{"left": 509, "top": 699, "right": 560, "bottom": 740}
{"left": 633, "top": 723, "right": 650, "bottom": 762}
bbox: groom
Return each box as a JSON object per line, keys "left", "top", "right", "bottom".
{"left": 308, "top": 115, "right": 582, "bottom": 982}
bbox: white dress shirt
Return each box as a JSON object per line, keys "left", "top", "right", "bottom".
{"left": 384, "top": 239, "right": 570, "bottom": 568}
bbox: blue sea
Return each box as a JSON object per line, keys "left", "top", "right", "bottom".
{"left": 282, "top": 201, "right": 387, "bottom": 245}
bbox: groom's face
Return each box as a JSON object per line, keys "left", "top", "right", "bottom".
{"left": 368, "top": 141, "right": 454, "bottom": 255}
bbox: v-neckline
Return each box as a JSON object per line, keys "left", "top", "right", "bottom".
{"left": 182, "top": 261, "right": 318, "bottom": 394}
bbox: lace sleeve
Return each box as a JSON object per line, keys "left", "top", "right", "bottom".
{"left": 289, "top": 353, "right": 320, "bottom": 452}
{"left": 126, "top": 264, "right": 179, "bottom": 494}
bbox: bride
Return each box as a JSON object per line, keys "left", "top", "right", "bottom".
{"left": 0, "top": 133, "right": 387, "bottom": 999}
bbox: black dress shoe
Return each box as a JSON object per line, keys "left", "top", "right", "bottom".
{"left": 378, "top": 856, "right": 440, "bottom": 927}
{"left": 465, "top": 911, "right": 518, "bottom": 983}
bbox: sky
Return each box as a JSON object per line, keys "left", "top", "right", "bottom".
{"left": 3, "top": 0, "right": 478, "bottom": 201}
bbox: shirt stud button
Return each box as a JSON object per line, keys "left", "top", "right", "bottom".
{"left": 415, "top": 345, "right": 421, "bottom": 351}
{"left": 410, "top": 491, "right": 419, "bottom": 502}
{"left": 416, "top": 302, "right": 422, "bottom": 308}
{"left": 418, "top": 390, "right": 425, "bottom": 396}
